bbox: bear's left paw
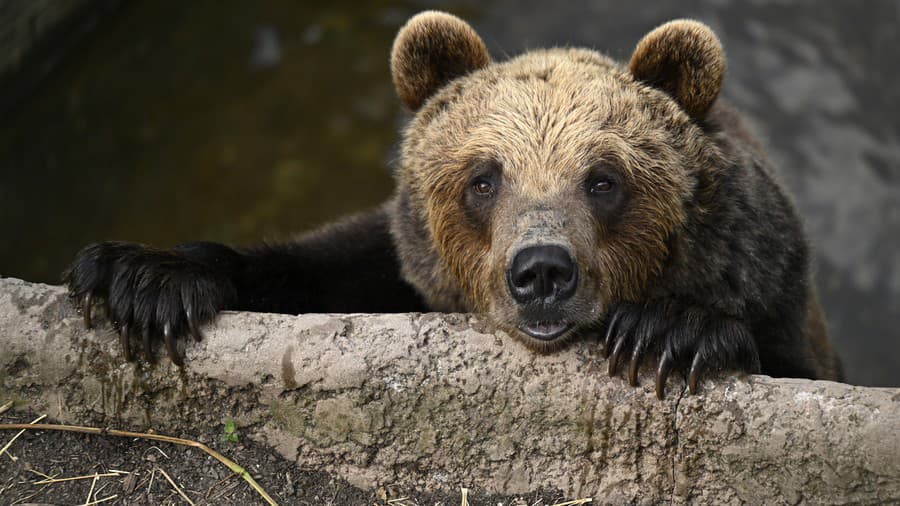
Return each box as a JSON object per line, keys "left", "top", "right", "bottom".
{"left": 602, "top": 302, "right": 760, "bottom": 399}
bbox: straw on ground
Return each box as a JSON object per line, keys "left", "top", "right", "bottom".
{"left": 0, "top": 421, "right": 278, "bottom": 506}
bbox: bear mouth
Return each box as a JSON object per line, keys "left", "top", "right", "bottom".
{"left": 518, "top": 320, "right": 573, "bottom": 340}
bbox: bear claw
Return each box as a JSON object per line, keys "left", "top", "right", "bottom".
{"left": 601, "top": 311, "right": 620, "bottom": 359}
{"left": 687, "top": 355, "right": 699, "bottom": 394}
{"left": 163, "top": 323, "right": 183, "bottom": 367}
{"left": 119, "top": 323, "right": 133, "bottom": 362}
{"left": 185, "top": 307, "right": 204, "bottom": 342}
{"left": 628, "top": 346, "right": 643, "bottom": 387}
{"left": 656, "top": 351, "right": 675, "bottom": 400}
{"left": 82, "top": 292, "right": 94, "bottom": 329}
{"left": 601, "top": 302, "right": 760, "bottom": 400}
{"left": 64, "top": 241, "right": 235, "bottom": 368}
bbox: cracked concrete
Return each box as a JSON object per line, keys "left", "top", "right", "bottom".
{"left": 1, "top": 277, "right": 899, "bottom": 504}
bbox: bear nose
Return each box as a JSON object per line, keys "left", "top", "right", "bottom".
{"left": 506, "top": 245, "right": 578, "bottom": 304}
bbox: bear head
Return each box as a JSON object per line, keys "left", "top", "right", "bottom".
{"left": 390, "top": 11, "right": 727, "bottom": 351}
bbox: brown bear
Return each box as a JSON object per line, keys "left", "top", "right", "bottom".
{"left": 65, "top": 11, "right": 843, "bottom": 398}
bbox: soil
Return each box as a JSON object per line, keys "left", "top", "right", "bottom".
{"left": 1, "top": 408, "right": 569, "bottom": 506}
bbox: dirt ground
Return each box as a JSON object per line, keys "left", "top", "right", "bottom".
{"left": 1, "top": 407, "right": 573, "bottom": 506}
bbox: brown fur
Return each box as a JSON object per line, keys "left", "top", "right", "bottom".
{"left": 629, "top": 20, "right": 725, "bottom": 120}
{"left": 65, "top": 14, "right": 839, "bottom": 383}
{"left": 390, "top": 11, "right": 490, "bottom": 111}
{"left": 389, "top": 12, "right": 841, "bottom": 380}
{"left": 391, "top": 17, "right": 719, "bottom": 349}
{"left": 806, "top": 291, "right": 843, "bottom": 380}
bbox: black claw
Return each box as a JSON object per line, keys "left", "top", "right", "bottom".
{"left": 143, "top": 328, "right": 155, "bottom": 363}
{"left": 688, "top": 353, "right": 703, "bottom": 395}
{"left": 83, "top": 292, "right": 94, "bottom": 329}
{"left": 602, "top": 310, "right": 621, "bottom": 358}
{"left": 163, "top": 322, "right": 183, "bottom": 367}
{"left": 119, "top": 323, "right": 133, "bottom": 362}
{"left": 628, "top": 345, "right": 643, "bottom": 387}
{"left": 608, "top": 334, "right": 628, "bottom": 377}
{"left": 186, "top": 308, "right": 203, "bottom": 342}
{"left": 656, "top": 351, "right": 674, "bottom": 400}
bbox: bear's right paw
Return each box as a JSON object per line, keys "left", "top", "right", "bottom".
{"left": 602, "top": 302, "right": 761, "bottom": 400}
{"left": 63, "top": 241, "right": 236, "bottom": 366}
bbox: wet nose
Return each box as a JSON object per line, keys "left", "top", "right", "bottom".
{"left": 506, "top": 245, "right": 578, "bottom": 304}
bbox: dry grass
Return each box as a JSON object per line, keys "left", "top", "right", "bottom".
{"left": 0, "top": 420, "right": 277, "bottom": 505}
{"left": 2, "top": 406, "right": 593, "bottom": 506}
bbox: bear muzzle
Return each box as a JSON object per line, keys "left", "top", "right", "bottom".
{"left": 506, "top": 245, "right": 578, "bottom": 304}
{"left": 506, "top": 244, "right": 578, "bottom": 341}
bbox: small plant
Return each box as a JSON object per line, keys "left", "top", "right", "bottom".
{"left": 221, "top": 418, "right": 239, "bottom": 443}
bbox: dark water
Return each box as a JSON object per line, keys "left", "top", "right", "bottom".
{"left": 1, "top": 1, "right": 898, "bottom": 386}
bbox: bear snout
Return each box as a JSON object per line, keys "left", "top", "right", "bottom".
{"left": 506, "top": 245, "right": 578, "bottom": 305}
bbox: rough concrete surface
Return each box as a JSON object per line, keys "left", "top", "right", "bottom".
{"left": 1, "top": 277, "right": 898, "bottom": 505}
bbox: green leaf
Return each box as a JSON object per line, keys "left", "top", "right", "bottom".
{"left": 221, "top": 418, "right": 239, "bottom": 443}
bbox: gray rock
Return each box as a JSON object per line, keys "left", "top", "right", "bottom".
{"left": 1, "top": 277, "right": 898, "bottom": 504}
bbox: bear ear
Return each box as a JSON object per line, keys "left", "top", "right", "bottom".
{"left": 628, "top": 20, "right": 725, "bottom": 120}
{"left": 391, "top": 11, "right": 490, "bottom": 111}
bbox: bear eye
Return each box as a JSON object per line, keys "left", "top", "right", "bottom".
{"left": 472, "top": 179, "right": 494, "bottom": 196}
{"left": 589, "top": 178, "right": 614, "bottom": 195}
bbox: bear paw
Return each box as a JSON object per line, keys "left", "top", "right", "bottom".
{"left": 602, "top": 302, "right": 761, "bottom": 399}
{"left": 64, "top": 241, "right": 236, "bottom": 366}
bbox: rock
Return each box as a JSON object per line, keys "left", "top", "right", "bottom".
{"left": 1, "top": 277, "right": 898, "bottom": 505}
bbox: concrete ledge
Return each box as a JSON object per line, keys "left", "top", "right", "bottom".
{"left": 1, "top": 277, "right": 898, "bottom": 504}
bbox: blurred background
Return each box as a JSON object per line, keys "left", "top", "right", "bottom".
{"left": 0, "top": 1, "right": 897, "bottom": 386}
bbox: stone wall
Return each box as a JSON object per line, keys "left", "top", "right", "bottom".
{"left": 1, "top": 277, "right": 898, "bottom": 504}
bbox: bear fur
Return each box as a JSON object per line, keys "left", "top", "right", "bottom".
{"left": 65, "top": 12, "right": 843, "bottom": 397}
